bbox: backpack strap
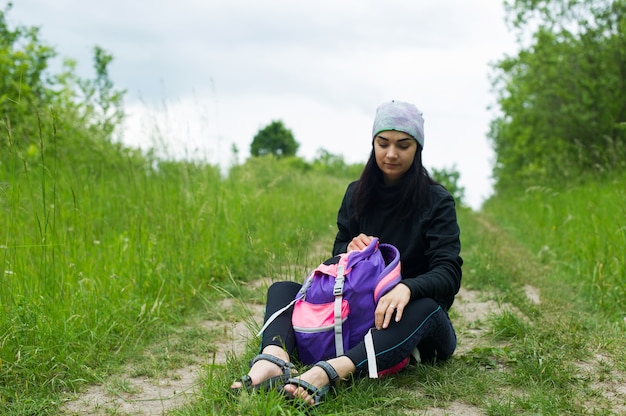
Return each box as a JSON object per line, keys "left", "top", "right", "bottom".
{"left": 256, "top": 298, "right": 297, "bottom": 337}
{"left": 333, "top": 264, "right": 346, "bottom": 356}
{"left": 256, "top": 275, "right": 314, "bottom": 337}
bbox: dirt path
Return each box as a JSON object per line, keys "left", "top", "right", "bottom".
{"left": 61, "top": 300, "right": 265, "bottom": 415}
{"left": 60, "top": 222, "right": 625, "bottom": 415}
{"left": 61, "top": 285, "right": 537, "bottom": 416}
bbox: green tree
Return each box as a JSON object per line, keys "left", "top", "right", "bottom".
{"left": 1, "top": 2, "right": 125, "bottom": 163}
{"left": 431, "top": 165, "right": 466, "bottom": 207}
{"left": 489, "top": 0, "right": 626, "bottom": 192}
{"left": 250, "top": 120, "right": 299, "bottom": 157}
{"left": 1, "top": 2, "right": 55, "bottom": 146}
{"left": 312, "top": 148, "right": 364, "bottom": 178}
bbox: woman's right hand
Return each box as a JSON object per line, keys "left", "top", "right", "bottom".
{"left": 347, "top": 233, "right": 374, "bottom": 252}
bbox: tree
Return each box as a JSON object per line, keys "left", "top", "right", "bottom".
{"left": 250, "top": 120, "right": 299, "bottom": 157}
{"left": 431, "top": 165, "right": 466, "bottom": 207}
{"left": 1, "top": 2, "right": 55, "bottom": 146}
{"left": 312, "top": 148, "right": 364, "bottom": 178}
{"left": 1, "top": 2, "right": 125, "bottom": 157}
{"left": 488, "top": 0, "right": 626, "bottom": 192}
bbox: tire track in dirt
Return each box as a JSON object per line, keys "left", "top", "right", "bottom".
{"left": 61, "top": 242, "right": 329, "bottom": 415}
{"left": 61, "top": 283, "right": 542, "bottom": 415}
{"left": 61, "top": 300, "right": 266, "bottom": 416}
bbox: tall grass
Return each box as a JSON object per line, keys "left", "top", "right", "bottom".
{"left": 482, "top": 174, "right": 626, "bottom": 319}
{"left": 0, "top": 123, "right": 354, "bottom": 413}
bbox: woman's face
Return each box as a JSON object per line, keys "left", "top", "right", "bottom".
{"left": 373, "top": 130, "right": 418, "bottom": 185}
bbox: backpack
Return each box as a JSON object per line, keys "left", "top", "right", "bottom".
{"left": 271, "top": 238, "right": 402, "bottom": 365}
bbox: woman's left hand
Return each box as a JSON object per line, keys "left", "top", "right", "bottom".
{"left": 375, "top": 283, "right": 411, "bottom": 330}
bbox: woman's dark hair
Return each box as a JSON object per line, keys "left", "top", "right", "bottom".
{"left": 352, "top": 146, "right": 437, "bottom": 221}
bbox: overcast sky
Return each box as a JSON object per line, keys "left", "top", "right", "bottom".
{"left": 8, "top": 0, "right": 518, "bottom": 209}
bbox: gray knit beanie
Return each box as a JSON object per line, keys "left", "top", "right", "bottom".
{"left": 372, "top": 100, "right": 424, "bottom": 148}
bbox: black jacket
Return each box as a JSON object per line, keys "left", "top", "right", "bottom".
{"left": 332, "top": 180, "right": 462, "bottom": 310}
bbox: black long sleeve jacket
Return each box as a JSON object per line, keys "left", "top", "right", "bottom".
{"left": 332, "top": 180, "right": 463, "bottom": 310}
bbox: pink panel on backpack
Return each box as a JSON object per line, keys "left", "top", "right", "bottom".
{"left": 292, "top": 300, "right": 350, "bottom": 329}
{"left": 315, "top": 253, "right": 350, "bottom": 276}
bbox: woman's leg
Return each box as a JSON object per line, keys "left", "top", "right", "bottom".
{"left": 231, "top": 281, "right": 301, "bottom": 389}
{"left": 345, "top": 297, "right": 456, "bottom": 375}
{"left": 260, "top": 281, "right": 301, "bottom": 352}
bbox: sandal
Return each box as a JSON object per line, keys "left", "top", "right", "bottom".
{"left": 231, "top": 353, "right": 296, "bottom": 394}
{"left": 283, "top": 360, "right": 339, "bottom": 405}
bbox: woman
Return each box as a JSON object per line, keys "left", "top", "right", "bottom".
{"left": 231, "top": 100, "right": 462, "bottom": 406}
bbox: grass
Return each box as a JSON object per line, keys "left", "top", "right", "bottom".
{"left": 0, "top": 133, "right": 351, "bottom": 414}
{"left": 2, "top": 128, "right": 626, "bottom": 414}
{"left": 482, "top": 175, "right": 626, "bottom": 319}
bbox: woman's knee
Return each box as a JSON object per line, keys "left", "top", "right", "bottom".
{"left": 267, "top": 281, "right": 301, "bottom": 299}
{"left": 408, "top": 297, "right": 440, "bottom": 311}
{"left": 402, "top": 298, "right": 445, "bottom": 324}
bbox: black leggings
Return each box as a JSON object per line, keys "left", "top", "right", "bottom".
{"left": 261, "top": 281, "right": 456, "bottom": 376}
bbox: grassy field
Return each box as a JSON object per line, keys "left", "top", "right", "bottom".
{"left": 0, "top": 141, "right": 349, "bottom": 414}
{"left": 1, "top": 140, "right": 625, "bottom": 415}
{"left": 482, "top": 177, "right": 626, "bottom": 319}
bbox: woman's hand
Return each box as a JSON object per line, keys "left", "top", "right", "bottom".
{"left": 375, "top": 283, "right": 411, "bottom": 329}
{"left": 347, "top": 233, "right": 374, "bottom": 252}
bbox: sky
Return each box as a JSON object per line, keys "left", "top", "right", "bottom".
{"left": 7, "top": 0, "right": 518, "bottom": 209}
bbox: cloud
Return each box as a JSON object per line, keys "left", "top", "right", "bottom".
{"left": 9, "top": 0, "right": 517, "bottom": 208}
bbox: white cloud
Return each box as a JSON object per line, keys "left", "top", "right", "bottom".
{"left": 9, "top": 0, "right": 517, "bottom": 209}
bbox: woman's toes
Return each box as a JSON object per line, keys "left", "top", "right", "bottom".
{"left": 283, "top": 366, "right": 328, "bottom": 404}
{"left": 283, "top": 384, "right": 312, "bottom": 404}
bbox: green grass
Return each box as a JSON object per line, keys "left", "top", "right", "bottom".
{"left": 2, "top": 130, "right": 625, "bottom": 414}
{"left": 482, "top": 175, "right": 626, "bottom": 319}
{"left": 0, "top": 136, "right": 351, "bottom": 414}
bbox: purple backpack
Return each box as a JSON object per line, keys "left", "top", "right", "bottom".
{"left": 290, "top": 238, "right": 401, "bottom": 364}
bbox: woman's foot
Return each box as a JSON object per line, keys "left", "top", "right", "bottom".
{"left": 230, "top": 345, "right": 294, "bottom": 391}
{"left": 282, "top": 356, "right": 356, "bottom": 405}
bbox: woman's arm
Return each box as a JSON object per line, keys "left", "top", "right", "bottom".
{"left": 400, "top": 190, "right": 463, "bottom": 305}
